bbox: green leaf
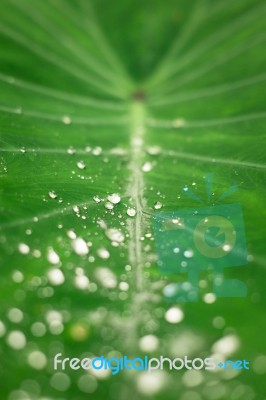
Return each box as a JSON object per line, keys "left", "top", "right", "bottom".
{"left": 0, "top": 0, "right": 266, "bottom": 398}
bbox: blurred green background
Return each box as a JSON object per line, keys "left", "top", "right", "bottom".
{"left": 0, "top": 0, "right": 266, "bottom": 399}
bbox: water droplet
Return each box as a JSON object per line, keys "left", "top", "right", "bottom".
{"left": 7, "top": 308, "right": 23, "bottom": 323}
{"left": 154, "top": 201, "right": 162, "bottom": 210}
{"left": 77, "top": 160, "right": 86, "bottom": 170}
{"left": 50, "top": 372, "right": 71, "bottom": 391}
{"left": 110, "top": 147, "right": 127, "bottom": 156}
{"left": 182, "top": 370, "right": 203, "bottom": 388}
{"left": 92, "top": 146, "right": 102, "bottom": 156}
{"left": 18, "top": 243, "right": 30, "bottom": 255}
{"left": 20, "top": 147, "right": 26, "bottom": 153}
{"left": 33, "top": 249, "right": 41, "bottom": 258}
{"left": 72, "top": 205, "right": 80, "bottom": 214}
{"left": 142, "top": 162, "right": 153, "bottom": 172}
{"left": 69, "top": 321, "right": 90, "bottom": 342}
{"left": 28, "top": 350, "right": 47, "bottom": 370}
{"left": 203, "top": 293, "right": 216, "bottom": 304}
{"left": 165, "top": 307, "right": 184, "bottom": 324}
{"left": 74, "top": 275, "right": 89, "bottom": 290}
{"left": 48, "top": 190, "right": 57, "bottom": 199}
{"left": 72, "top": 237, "right": 89, "bottom": 255}
{"left": 127, "top": 207, "right": 136, "bottom": 217}
{"left": 184, "top": 250, "right": 194, "bottom": 258}
{"left": 105, "top": 201, "right": 114, "bottom": 210}
{"left": 146, "top": 146, "right": 161, "bottom": 155}
{"left": 106, "top": 228, "right": 124, "bottom": 244}
{"left": 107, "top": 193, "right": 121, "bottom": 204}
{"left": 93, "top": 195, "right": 101, "bottom": 203}
{"left": 212, "top": 316, "right": 225, "bottom": 329}
{"left": 139, "top": 334, "right": 159, "bottom": 352}
{"left": 31, "top": 322, "right": 46, "bottom": 337}
{"left": 95, "top": 267, "right": 117, "bottom": 288}
{"left": 7, "top": 330, "right": 26, "bottom": 350}
{"left": 253, "top": 355, "right": 266, "bottom": 375}
{"left": 0, "top": 321, "right": 6, "bottom": 337}
{"left": 97, "top": 219, "right": 107, "bottom": 229}
{"left": 62, "top": 115, "right": 71, "bottom": 125}
{"left": 67, "top": 230, "right": 76, "bottom": 239}
{"left": 78, "top": 374, "right": 98, "bottom": 394}
{"left": 47, "top": 248, "right": 60, "bottom": 265}
{"left": 132, "top": 137, "right": 143, "bottom": 147}
{"left": 212, "top": 334, "right": 240, "bottom": 356}
{"left": 97, "top": 248, "right": 110, "bottom": 260}
{"left": 222, "top": 244, "right": 231, "bottom": 252}
{"left": 67, "top": 146, "right": 76, "bottom": 155}
{"left": 119, "top": 281, "right": 129, "bottom": 291}
{"left": 137, "top": 371, "right": 166, "bottom": 395}
{"left": 47, "top": 268, "right": 65, "bottom": 286}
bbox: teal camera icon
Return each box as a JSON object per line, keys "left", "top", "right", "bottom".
{"left": 153, "top": 203, "right": 248, "bottom": 302}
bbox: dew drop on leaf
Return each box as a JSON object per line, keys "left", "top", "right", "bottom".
{"left": 119, "top": 281, "right": 129, "bottom": 291}
{"left": 146, "top": 146, "right": 161, "bottom": 155}
{"left": 62, "top": 115, "right": 71, "bottom": 125}
{"left": 77, "top": 160, "right": 86, "bottom": 170}
{"left": 92, "top": 146, "right": 102, "bottom": 156}
{"left": 48, "top": 190, "right": 57, "bottom": 199}
{"left": 67, "top": 230, "right": 76, "bottom": 239}
{"left": 72, "top": 205, "right": 80, "bottom": 214}
{"left": 47, "top": 268, "right": 65, "bottom": 286}
{"left": 97, "top": 248, "right": 110, "bottom": 259}
{"left": 93, "top": 195, "right": 101, "bottom": 204}
{"left": 31, "top": 322, "right": 46, "bottom": 337}
{"left": 6, "top": 330, "right": 26, "bottom": 350}
{"left": 47, "top": 248, "right": 60, "bottom": 264}
{"left": 212, "top": 334, "right": 240, "bottom": 355}
{"left": 154, "top": 201, "right": 162, "bottom": 210}
{"left": 50, "top": 372, "right": 71, "bottom": 391}
{"left": 142, "top": 161, "right": 153, "bottom": 172}
{"left": 74, "top": 275, "right": 90, "bottom": 290}
{"left": 184, "top": 250, "right": 194, "bottom": 258}
{"left": 0, "top": 321, "right": 6, "bottom": 337}
{"left": 165, "top": 307, "right": 184, "bottom": 324}
{"left": 107, "top": 193, "right": 121, "bottom": 204}
{"left": 72, "top": 237, "right": 89, "bottom": 255}
{"left": 203, "top": 293, "right": 216, "bottom": 304}
{"left": 95, "top": 267, "right": 117, "bottom": 288}
{"left": 67, "top": 146, "right": 76, "bottom": 155}
{"left": 12, "top": 270, "right": 24, "bottom": 283}
{"left": 28, "top": 350, "right": 47, "bottom": 370}
{"left": 7, "top": 308, "right": 23, "bottom": 323}
{"left": 18, "top": 243, "right": 30, "bottom": 254}
{"left": 105, "top": 201, "right": 114, "bottom": 210}
{"left": 105, "top": 228, "right": 124, "bottom": 244}
{"left": 127, "top": 207, "right": 136, "bottom": 217}
{"left": 139, "top": 334, "right": 159, "bottom": 352}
